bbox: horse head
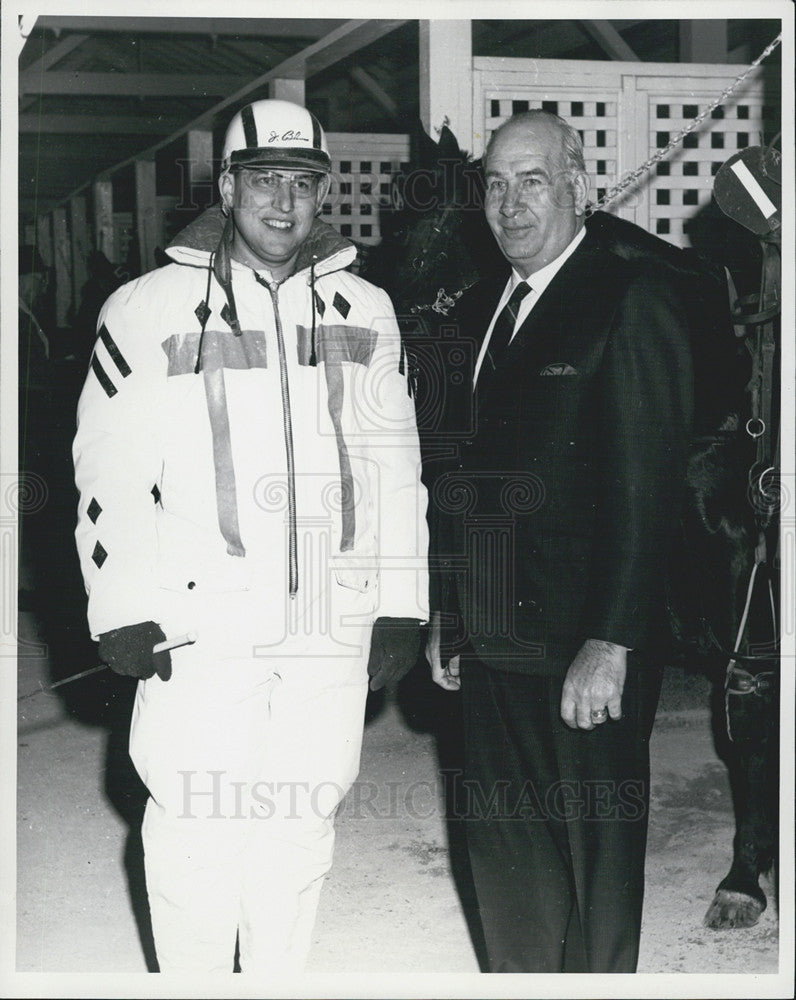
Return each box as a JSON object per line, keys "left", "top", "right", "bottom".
{"left": 363, "top": 121, "right": 502, "bottom": 321}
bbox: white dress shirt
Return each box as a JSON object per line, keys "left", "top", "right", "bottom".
{"left": 473, "top": 225, "right": 586, "bottom": 385}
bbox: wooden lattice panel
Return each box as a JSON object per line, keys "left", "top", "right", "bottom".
{"left": 473, "top": 57, "right": 779, "bottom": 249}
{"left": 483, "top": 96, "right": 619, "bottom": 205}
{"left": 324, "top": 133, "right": 411, "bottom": 246}
{"left": 647, "top": 96, "right": 777, "bottom": 245}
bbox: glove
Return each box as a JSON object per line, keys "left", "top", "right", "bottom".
{"left": 366, "top": 617, "right": 422, "bottom": 692}
{"left": 98, "top": 620, "right": 172, "bottom": 682}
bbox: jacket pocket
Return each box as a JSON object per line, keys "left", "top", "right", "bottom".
{"left": 155, "top": 558, "right": 253, "bottom": 594}
{"left": 331, "top": 553, "right": 377, "bottom": 594}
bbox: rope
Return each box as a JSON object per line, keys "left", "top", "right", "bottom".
{"left": 594, "top": 33, "right": 782, "bottom": 213}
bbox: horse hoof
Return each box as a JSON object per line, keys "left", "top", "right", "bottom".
{"left": 704, "top": 889, "right": 765, "bottom": 929}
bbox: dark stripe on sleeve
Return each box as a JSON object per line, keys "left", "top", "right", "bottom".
{"left": 98, "top": 324, "right": 131, "bottom": 377}
{"left": 91, "top": 354, "right": 117, "bottom": 398}
{"left": 241, "top": 104, "right": 258, "bottom": 149}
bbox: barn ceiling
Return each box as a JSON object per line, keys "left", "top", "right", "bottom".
{"left": 17, "top": 16, "right": 780, "bottom": 224}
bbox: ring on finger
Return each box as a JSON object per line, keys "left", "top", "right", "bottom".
{"left": 590, "top": 707, "right": 608, "bottom": 723}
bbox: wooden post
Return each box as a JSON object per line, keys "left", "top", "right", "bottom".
{"left": 36, "top": 214, "right": 53, "bottom": 268}
{"left": 135, "top": 159, "right": 159, "bottom": 275}
{"left": 70, "top": 195, "right": 89, "bottom": 309}
{"left": 93, "top": 180, "right": 116, "bottom": 262}
{"left": 52, "top": 208, "right": 71, "bottom": 327}
{"left": 419, "top": 20, "right": 473, "bottom": 153}
{"left": 269, "top": 78, "right": 305, "bottom": 104}
{"left": 680, "top": 21, "right": 728, "bottom": 62}
{"left": 186, "top": 129, "right": 215, "bottom": 211}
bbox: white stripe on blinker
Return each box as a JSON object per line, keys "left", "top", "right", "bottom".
{"left": 730, "top": 160, "right": 777, "bottom": 219}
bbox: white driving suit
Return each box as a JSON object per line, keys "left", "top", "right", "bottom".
{"left": 73, "top": 210, "right": 429, "bottom": 972}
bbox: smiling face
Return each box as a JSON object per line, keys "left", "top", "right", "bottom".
{"left": 219, "top": 167, "right": 330, "bottom": 280}
{"left": 484, "top": 117, "right": 588, "bottom": 278}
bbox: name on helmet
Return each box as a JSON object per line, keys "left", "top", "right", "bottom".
{"left": 268, "top": 130, "right": 310, "bottom": 144}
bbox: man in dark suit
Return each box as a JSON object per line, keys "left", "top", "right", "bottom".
{"left": 425, "top": 110, "right": 694, "bottom": 973}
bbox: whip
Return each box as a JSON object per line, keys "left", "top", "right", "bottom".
{"left": 17, "top": 631, "right": 198, "bottom": 702}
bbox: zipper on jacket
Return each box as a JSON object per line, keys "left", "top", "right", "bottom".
{"left": 254, "top": 272, "right": 298, "bottom": 598}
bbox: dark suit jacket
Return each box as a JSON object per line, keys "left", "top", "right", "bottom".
{"left": 428, "top": 228, "right": 695, "bottom": 675}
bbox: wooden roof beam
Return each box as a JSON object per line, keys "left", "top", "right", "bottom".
{"left": 303, "top": 21, "right": 407, "bottom": 76}
{"left": 22, "top": 32, "right": 89, "bottom": 73}
{"left": 19, "top": 114, "right": 188, "bottom": 134}
{"left": 31, "top": 17, "right": 344, "bottom": 40}
{"left": 46, "top": 18, "right": 408, "bottom": 207}
{"left": 108, "top": 19, "right": 408, "bottom": 164}
{"left": 349, "top": 67, "right": 398, "bottom": 119}
{"left": 577, "top": 20, "right": 639, "bottom": 61}
{"left": 20, "top": 72, "right": 251, "bottom": 97}
{"left": 19, "top": 33, "right": 90, "bottom": 112}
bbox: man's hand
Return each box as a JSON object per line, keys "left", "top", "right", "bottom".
{"left": 560, "top": 638, "right": 627, "bottom": 729}
{"left": 98, "top": 620, "right": 172, "bottom": 682}
{"left": 366, "top": 617, "right": 422, "bottom": 691}
{"left": 425, "top": 611, "right": 461, "bottom": 691}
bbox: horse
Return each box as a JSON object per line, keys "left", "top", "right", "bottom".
{"left": 359, "top": 121, "right": 781, "bottom": 932}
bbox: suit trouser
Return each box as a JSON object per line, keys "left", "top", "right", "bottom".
{"left": 129, "top": 592, "right": 371, "bottom": 973}
{"left": 460, "top": 652, "right": 662, "bottom": 973}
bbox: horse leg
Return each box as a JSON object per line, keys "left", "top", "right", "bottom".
{"left": 705, "top": 571, "right": 778, "bottom": 929}
{"left": 704, "top": 728, "right": 775, "bottom": 928}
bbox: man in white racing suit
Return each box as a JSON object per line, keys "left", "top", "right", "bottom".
{"left": 73, "top": 99, "right": 429, "bottom": 973}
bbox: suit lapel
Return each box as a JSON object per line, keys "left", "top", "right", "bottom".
{"left": 505, "top": 233, "right": 602, "bottom": 360}
{"left": 477, "top": 233, "right": 603, "bottom": 408}
{"left": 462, "top": 272, "right": 509, "bottom": 389}
{"left": 472, "top": 273, "right": 510, "bottom": 352}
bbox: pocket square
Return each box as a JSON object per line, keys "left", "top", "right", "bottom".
{"left": 539, "top": 363, "right": 578, "bottom": 376}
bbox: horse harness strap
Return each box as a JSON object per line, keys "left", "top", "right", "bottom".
{"left": 736, "top": 239, "right": 780, "bottom": 531}
{"left": 726, "top": 666, "right": 774, "bottom": 697}
{"left": 724, "top": 557, "right": 778, "bottom": 742}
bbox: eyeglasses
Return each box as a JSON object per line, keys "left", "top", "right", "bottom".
{"left": 235, "top": 168, "right": 321, "bottom": 199}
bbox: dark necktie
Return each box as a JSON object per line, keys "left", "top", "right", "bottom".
{"left": 483, "top": 281, "right": 531, "bottom": 376}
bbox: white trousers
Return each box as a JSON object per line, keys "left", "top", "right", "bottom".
{"left": 129, "top": 587, "right": 372, "bottom": 973}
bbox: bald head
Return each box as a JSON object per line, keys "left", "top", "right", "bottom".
{"left": 486, "top": 110, "right": 586, "bottom": 176}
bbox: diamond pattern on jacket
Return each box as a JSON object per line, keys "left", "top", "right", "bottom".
{"left": 92, "top": 541, "right": 108, "bottom": 568}
{"left": 314, "top": 291, "right": 326, "bottom": 317}
{"left": 87, "top": 498, "right": 102, "bottom": 523}
{"left": 194, "top": 301, "right": 211, "bottom": 327}
{"left": 333, "top": 291, "right": 351, "bottom": 319}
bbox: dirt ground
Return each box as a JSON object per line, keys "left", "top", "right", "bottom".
{"left": 15, "top": 605, "right": 781, "bottom": 990}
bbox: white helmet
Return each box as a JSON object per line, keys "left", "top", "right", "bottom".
{"left": 221, "top": 99, "right": 331, "bottom": 174}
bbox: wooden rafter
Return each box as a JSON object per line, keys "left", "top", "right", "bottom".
{"left": 91, "top": 20, "right": 407, "bottom": 181}
{"left": 22, "top": 33, "right": 90, "bottom": 73}
{"left": 20, "top": 72, "right": 251, "bottom": 97}
{"left": 22, "top": 18, "right": 408, "bottom": 219}
{"left": 30, "top": 17, "right": 344, "bottom": 39}
{"left": 349, "top": 67, "right": 398, "bottom": 118}
{"left": 19, "top": 33, "right": 91, "bottom": 112}
{"left": 19, "top": 115, "right": 189, "bottom": 134}
{"left": 577, "top": 20, "right": 640, "bottom": 61}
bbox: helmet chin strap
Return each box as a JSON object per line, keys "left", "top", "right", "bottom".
{"left": 213, "top": 215, "right": 241, "bottom": 335}
{"left": 193, "top": 212, "right": 241, "bottom": 373}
